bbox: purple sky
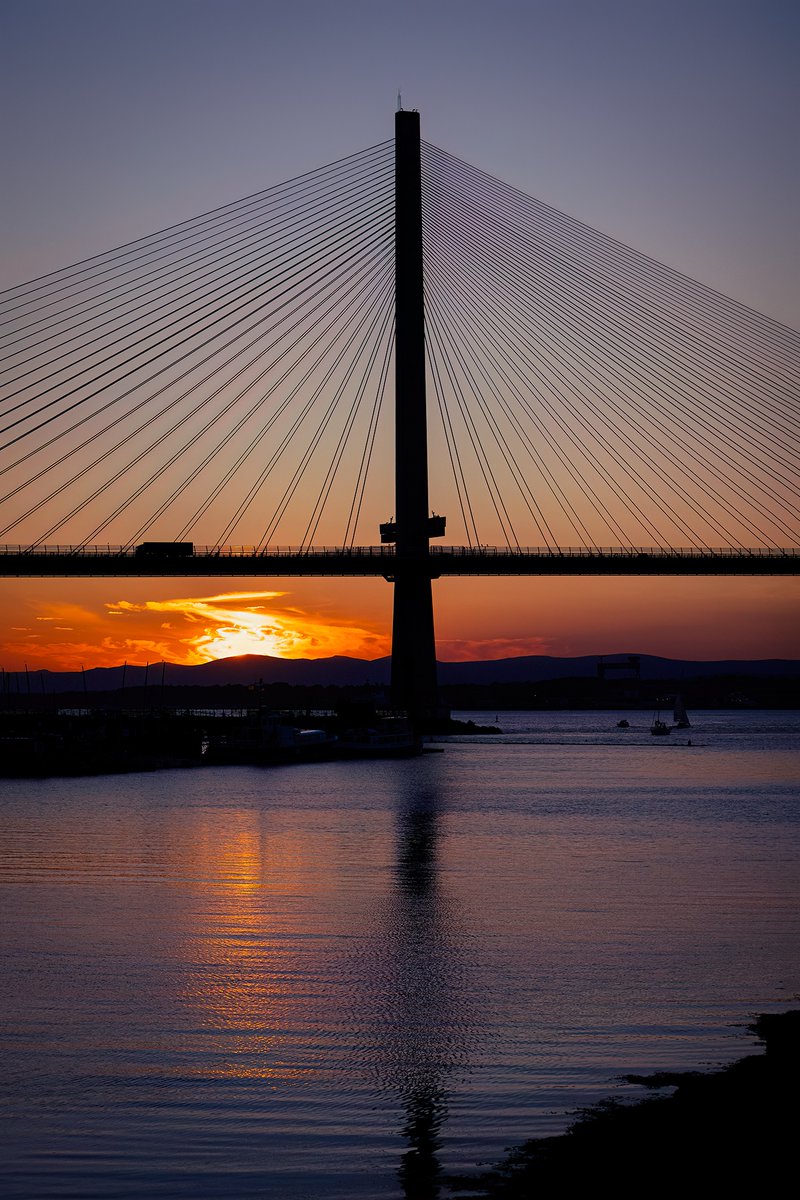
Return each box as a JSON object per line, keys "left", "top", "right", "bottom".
{"left": 2, "top": 0, "right": 798, "bottom": 327}
{"left": 1, "top": 0, "right": 798, "bottom": 665}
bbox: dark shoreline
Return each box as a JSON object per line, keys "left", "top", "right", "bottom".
{"left": 448, "top": 1010, "right": 799, "bottom": 1195}
{"left": 3, "top": 654, "right": 800, "bottom": 716}
{"left": 0, "top": 706, "right": 502, "bottom": 777}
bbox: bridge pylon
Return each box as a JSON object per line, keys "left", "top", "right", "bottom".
{"left": 388, "top": 109, "right": 443, "bottom": 721}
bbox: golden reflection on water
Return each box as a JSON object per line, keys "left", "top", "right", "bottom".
{"left": 173, "top": 784, "right": 473, "bottom": 1193}
{"left": 176, "top": 810, "right": 315, "bottom": 1085}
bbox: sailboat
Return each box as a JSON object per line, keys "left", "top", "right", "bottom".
{"left": 650, "top": 711, "right": 671, "bottom": 736}
{"left": 673, "top": 694, "right": 691, "bottom": 729}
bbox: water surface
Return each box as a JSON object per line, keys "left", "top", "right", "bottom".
{"left": 2, "top": 710, "right": 798, "bottom": 1196}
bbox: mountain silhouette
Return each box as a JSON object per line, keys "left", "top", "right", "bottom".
{"left": 9, "top": 653, "right": 798, "bottom": 693}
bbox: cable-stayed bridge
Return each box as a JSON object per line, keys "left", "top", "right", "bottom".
{"left": 1, "top": 111, "right": 798, "bottom": 714}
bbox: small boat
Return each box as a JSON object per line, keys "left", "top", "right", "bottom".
{"left": 650, "top": 711, "right": 672, "bottom": 736}
{"left": 616, "top": 719, "right": 630, "bottom": 728}
{"left": 673, "top": 694, "right": 691, "bottom": 729}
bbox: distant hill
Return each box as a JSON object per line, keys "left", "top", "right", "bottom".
{"left": 438, "top": 654, "right": 800, "bottom": 684}
{"left": 6, "top": 652, "right": 799, "bottom": 694}
{"left": 30, "top": 654, "right": 389, "bottom": 692}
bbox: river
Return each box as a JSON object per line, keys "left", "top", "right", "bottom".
{"left": 1, "top": 709, "right": 798, "bottom": 1197}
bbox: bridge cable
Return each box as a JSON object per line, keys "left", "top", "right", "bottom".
{"left": 425, "top": 297, "right": 521, "bottom": 548}
{"left": 425, "top": 334, "right": 480, "bottom": 547}
{"left": 0, "top": 140, "right": 393, "bottom": 301}
{"left": 0, "top": 228, "right": 393, "bottom": 533}
{"left": 424, "top": 282, "right": 560, "bottom": 549}
{"left": 421, "top": 165, "right": 798, "bottom": 548}
{"left": 422, "top": 254, "right": 599, "bottom": 549}
{"left": 0, "top": 195, "right": 394, "bottom": 434}
{"left": 423, "top": 207, "right": 792, "bottom": 547}
{"left": 344, "top": 325, "right": 394, "bottom": 548}
{"left": 422, "top": 146, "right": 796, "bottom": 463}
{"left": 422, "top": 141, "right": 800, "bottom": 366}
{"left": 156, "top": 258, "right": 394, "bottom": 547}
{"left": 0, "top": 221, "right": 392, "bottom": 502}
{"left": 121, "top": 263, "right": 396, "bottom": 548}
{"left": 0, "top": 160, "right": 394, "bottom": 384}
{"left": 423, "top": 222, "right": 684, "bottom": 548}
{"left": 421, "top": 171, "right": 800, "bottom": 483}
{"left": 302, "top": 295, "right": 396, "bottom": 549}
{"left": 0, "top": 148, "right": 392, "bottom": 357}
{"left": 253, "top": 276, "right": 396, "bottom": 549}
{"left": 67, "top": 264, "right": 395, "bottom": 549}
{"left": 7, "top": 242, "right": 393, "bottom": 544}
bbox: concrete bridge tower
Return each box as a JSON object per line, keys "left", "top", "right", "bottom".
{"left": 386, "top": 109, "right": 444, "bottom": 719}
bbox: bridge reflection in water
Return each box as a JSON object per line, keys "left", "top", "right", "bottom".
{"left": 381, "top": 772, "right": 473, "bottom": 1198}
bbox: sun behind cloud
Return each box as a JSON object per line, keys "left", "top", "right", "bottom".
{"left": 114, "top": 591, "right": 389, "bottom": 664}
{"left": 0, "top": 588, "right": 389, "bottom": 670}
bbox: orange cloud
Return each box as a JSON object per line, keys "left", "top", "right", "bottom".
{"left": 113, "top": 591, "right": 389, "bottom": 663}
{"left": 0, "top": 587, "right": 390, "bottom": 670}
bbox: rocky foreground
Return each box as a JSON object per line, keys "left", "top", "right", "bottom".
{"left": 449, "top": 1010, "right": 799, "bottom": 1196}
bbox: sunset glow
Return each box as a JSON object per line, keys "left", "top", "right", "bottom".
{"left": 0, "top": 585, "right": 390, "bottom": 670}
{"left": 0, "top": 575, "right": 798, "bottom": 673}
{"left": 132, "top": 591, "right": 390, "bottom": 663}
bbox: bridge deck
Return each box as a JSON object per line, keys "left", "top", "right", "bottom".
{"left": 0, "top": 546, "right": 797, "bottom": 577}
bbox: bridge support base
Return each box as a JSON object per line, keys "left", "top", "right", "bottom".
{"left": 390, "top": 571, "right": 440, "bottom": 721}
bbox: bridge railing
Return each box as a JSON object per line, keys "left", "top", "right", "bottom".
{"left": 0, "top": 544, "right": 399, "bottom": 557}
{"left": 0, "top": 544, "right": 797, "bottom": 559}
{"left": 430, "top": 545, "right": 800, "bottom": 558}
